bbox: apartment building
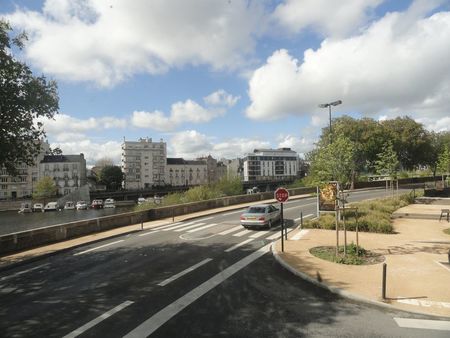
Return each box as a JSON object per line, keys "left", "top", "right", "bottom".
{"left": 40, "top": 154, "right": 87, "bottom": 195}
{"left": 196, "top": 155, "right": 227, "bottom": 184}
{"left": 166, "top": 158, "right": 208, "bottom": 186}
{"left": 0, "top": 141, "right": 50, "bottom": 199}
{"left": 121, "top": 137, "right": 167, "bottom": 189}
{"left": 243, "top": 148, "right": 298, "bottom": 182}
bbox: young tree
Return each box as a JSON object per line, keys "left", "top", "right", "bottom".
{"left": 99, "top": 165, "right": 124, "bottom": 191}
{"left": 0, "top": 21, "right": 59, "bottom": 175}
{"left": 437, "top": 145, "right": 450, "bottom": 184}
{"left": 33, "top": 176, "right": 58, "bottom": 201}
{"left": 375, "top": 141, "right": 400, "bottom": 193}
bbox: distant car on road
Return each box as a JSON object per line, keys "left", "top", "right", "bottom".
{"left": 240, "top": 204, "right": 280, "bottom": 229}
{"left": 137, "top": 197, "right": 146, "bottom": 205}
{"left": 44, "top": 202, "right": 58, "bottom": 212}
{"left": 76, "top": 201, "right": 88, "bottom": 210}
{"left": 32, "top": 203, "right": 43, "bottom": 212}
{"left": 104, "top": 198, "right": 116, "bottom": 208}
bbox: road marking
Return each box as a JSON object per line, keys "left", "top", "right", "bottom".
{"left": 196, "top": 216, "right": 214, "bottom": 222}
{"left": 162, "top": 221, "right": 197, "bottom": 231}
{"left": 62, "top": 300, "right": 134, "bottom": 338}
{"left": 290, "top": 229, "right": 310, "bottom": 241}
{"left": 152, "top": 222, "right": 183, "bottom": 230}
{"left": 249, "top": 230, "right": 270, "bottom": 239}
{"left": 394, "top": 317, "right": 450, "bottom": 331}
{"left": 435, "top": 260, "right": 450, "bottom": 272}
{"left": 223, "top": 210, "right": 245, "bottom": 216}
{"left": 294, "top": 213, "right": 314, "bottom": 221}
{"left": 225, "top": 238, "right": 254, "bottom": 252}
{"left": 73, "top": 240, "right": 124, "bottom": 256}
{"left": 218, "top": 225, "right": 242, "bottom": 235}
{"left": 138, "top": 230, "right": 160, "bottom": 237}
{"left": 187, "top": 223, "right": 218, "bottom": 233}
{"left": 174, "top": 222, "right": 206, "bottom": 232}
{"left": 124, "top": 243, "right": 270, "bottom": 338}
{"left": 233, "top": 229, "right": 252, "bottom": 237}
{"left": 0, "top": 263, "right": 49, "bottom": 282}
{"left": 266, "top": 232, "right": 281, "bottom": 240}
{"left": 157, "top": 258, "right": 213, "bottom": 286}
{"left": 284, "top": 202, "right": 315, "bottom": 211}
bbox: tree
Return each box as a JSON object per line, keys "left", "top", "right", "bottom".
{"left": 0, "top": 20, "right": 59, "bottom": 175}
{"left": 33, "top": 176, "right": 57, "bottom": 201}
{"left": 95, "top": 157, "right": 115, "bottom": 168}
{"left": 99, "top": 165, "right": 124, "bottom": 191}
{"left": 437, "top": 145, "right": 450, "bottom": 184}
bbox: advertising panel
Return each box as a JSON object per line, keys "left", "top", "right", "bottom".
{"left": 319, "top": 182, "right": 338, "bottom": 211}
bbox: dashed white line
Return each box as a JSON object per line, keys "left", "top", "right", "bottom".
{"left": 124, "top": 243, "right": 271, "bottom": 338}
{"left": 394, "top": 317, "right": 450, "bottom": 331}
{"left": 187, "top": 223, "right": 218, "bottom": 233}
{"left": 73, "top": 240, "right": 124, "bottom": 256}
{"left": 62, "top": 300, "right": 134, "bottom": 338}
{"left": 174, "top": 222, "right": 206, "bottom": 232}
{"left": 0, "top": 263, "right": 50, "bottom": 282}
{"left": 218, "top": 225, "right": 242, "bottom": 235}
{"left": 233, "top": 229, "right": 252, "bottom": 237}
{"left": 225, "top": 238, "right": 254, "bottom": 252}
{"left": 157, "top": 258, "right": 213, "bottom": 286}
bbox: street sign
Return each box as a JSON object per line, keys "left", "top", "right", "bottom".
{"left": 275, "top": 187, "right": 289, "bottom": 203}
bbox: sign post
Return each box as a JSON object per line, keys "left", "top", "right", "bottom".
{"left": 275, "top": 187, "right": 289, "bottom": 252}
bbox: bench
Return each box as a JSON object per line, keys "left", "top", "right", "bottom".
{"left": 440, "top": 209, "right": 450, "bottom": 222}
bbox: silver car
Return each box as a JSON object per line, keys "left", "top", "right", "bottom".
{"left": 240, "top": 204, "right": 281, "bottom": 229}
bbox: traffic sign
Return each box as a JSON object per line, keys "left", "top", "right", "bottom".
{"left": 275, "top": 187, "right": 289, "bottom": 203}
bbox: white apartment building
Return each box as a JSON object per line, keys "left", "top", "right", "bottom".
{"left": 121, "top": 137, "right": 167, "bottom": 189}
{"left": 243, "top": 148, "right": 298, "bottom": 182}
{"left": 0, "top": 141, "right": 50, "bottom": 199}
{"left": 166, "top": 158, "right": 208, "bottom": 186}
{"left": 40, "top": 154, "right": 87, "bottom": 195}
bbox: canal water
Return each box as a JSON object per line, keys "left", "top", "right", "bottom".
{"left": 0, "top": 206, "right": 134, "bottom": 236}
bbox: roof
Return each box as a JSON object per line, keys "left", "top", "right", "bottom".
{"left": 167, "top": 158, "right": 206, "bottom": 165}
{"left": 41, "top": 154, "right": 85, "bottom": 163}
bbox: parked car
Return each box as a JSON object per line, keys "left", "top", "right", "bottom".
{"left": 64, "top": 201, "right": 75, "bottom": 210}
{"left": 91, "top": 199, "right": 104, "bottom": 209}
{"left": 32, "top": 203, "right": 44, "bottom": 212}
{"left": 76, "top": 201, "right": 88, "bottom": 210}
{"left": 137, "top": 197, "right": 146, "bottom": 205}
{"left": 44, "top": 202, "right": 58, "bottom": 212}
{"left": 240, "top": 204, "right": 280, "bottom": 229}
{"left": 18, "top": 202, "right": 32, "bottom": 213}
{"left": 104, "top": 198, "right": 116, "bottom": 208}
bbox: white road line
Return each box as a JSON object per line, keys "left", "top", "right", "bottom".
{"left": 394, "top": 317, "right": 450, "bottom": 331}
{"left": 162, "top": 221, "right": 197, "bottom": 231}
{"left": 397, "top": 298, "right": 450, "bottom": 309}
{"left": 73, "top": 240, "right": 124, "bottom": 256}
{"left": 138, "top": 230, "right": 159, "bottom": 237}
{"left": 266, "top": 232, "right": 281, "bottom": 240}
{"left": 218, "top": 225, "right": 242, "bottom": 235}
{"left": 196, "top": 216, "right": 214, "bottom": 222}
{"left": 62, "top": 300, "right": 134, "bottom": 338}
{"left": 233, "top": 229, "right": 252, "bottom": 237}
{"left": 153, "top": 222, "right": 183, "bottom": 230}
{"left": 124, "top": 243, "right": 270, "bottom": 338}
{"left": 222, "top": 210, "right": 245, "bottom": 216}
{"left": 174, "top": 222, "right": 206, "bottom": 232}
{"left": 225, "top": 238, "right": 254, "bottom": 252}
{"left": 157, "top": 258, "right": 213, "bottom": 287}
{"left": 0, "top": 263, "right": 50, "bottom": 282}
{"left": 249, "top": 231, "right": 270, "bottom": 239}
{"left": 291, "top": 229, "right": 310, "bottom": 241}
{"left": 284, "top": 202, "right": 316, "bottom": 211}
{"left": 187, "top": 223, "right": 218, "bottom": 233}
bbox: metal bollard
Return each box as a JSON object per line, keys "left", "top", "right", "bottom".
{"left": 382, "top": 263, "right": 387, "bottom": 299}
{"left": 448, "top": 249, "right": 450, "bottom": 264}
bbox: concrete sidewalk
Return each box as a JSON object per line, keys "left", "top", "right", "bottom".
{"left": 273, "top": 203, "right": 450, "bottom": 318}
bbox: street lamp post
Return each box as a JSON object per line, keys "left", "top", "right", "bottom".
{"left": 318, "top": 100, "right": 342, "bottom": 144}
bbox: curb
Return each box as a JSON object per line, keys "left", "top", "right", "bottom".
{"left": 270, "top": 242, "right": 450, "bottom": 319}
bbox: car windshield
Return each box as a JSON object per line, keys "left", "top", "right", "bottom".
{"left": 247, "top": 207, "right": 267, "bottom": 214}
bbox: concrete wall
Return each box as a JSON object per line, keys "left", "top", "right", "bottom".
{"left": 0, "top": 186, "right": 315, "bottom": 255}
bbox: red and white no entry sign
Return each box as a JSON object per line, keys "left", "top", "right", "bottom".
{"left": 275, "top": 187, "right": 289, "bottom": 203}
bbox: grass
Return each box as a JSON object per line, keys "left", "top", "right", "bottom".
{"left": 304, "top": 192, "right": 420, "bottom": 234}
{"left": 310, "top": 243, "right": 384, "bottom": 265}
{"left": 444, "top": 228, "right": 450, "bottom": 236}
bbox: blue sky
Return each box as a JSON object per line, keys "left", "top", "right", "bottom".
{"left": 2, "top": 0, "right": 450, "bottom": 166}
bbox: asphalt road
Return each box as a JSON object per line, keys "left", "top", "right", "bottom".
{"left": 1, "top": 188, "right": 449, "bottom": 338}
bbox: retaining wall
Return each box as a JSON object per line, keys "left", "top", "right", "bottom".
{"left": 0, "top": 187, "right": 315, "bottom": 256}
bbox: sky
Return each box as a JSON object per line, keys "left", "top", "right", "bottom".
{"left": 2, "top": 0, "right": 450, "bottom": 167}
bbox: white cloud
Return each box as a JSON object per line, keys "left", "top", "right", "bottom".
{"left": 416, "top": 116, "right": 450, "bottom": 132}
{"left": 273, "top": 0, "right": 383, "bottom": 38}
{"left": 131, "top": 90, "right": 238, "bottom": 131}
{"left": 6, "top": 0, "right": 266, "bottom": 86}
{"left": 246, "top": 5, "right": 450, "bottom": 125}
{"left": 38, "top": 113, "right": 126, "bottom": 134}
{"left": 52, "top": 139, "right": 123, "bottom": 166}
{"left": 277, "top": 134, "right": 315, "bottom": 155}
{"left": 204, "top": 89, "right": 240, "bottom": 107}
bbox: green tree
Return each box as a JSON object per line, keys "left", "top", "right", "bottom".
{"left": 308, "top": 135, "right": 357, "bottom": 189}
{"left": 99, "top": 165, "right": 124, "bottom": 191}
{"left": 436, "top": 145, "right": 450, "bottom": 183}
{"left": 33, "top": 176, "right": 57, "bottom": 200}
{"left": 375, "top": 141, "right": 400, "bottom": 181}
{"left": 0, "top": 21, "right": 59, "bottom": 175}
{"left": 213, "top": 176, "right": 243, "bottom": 196}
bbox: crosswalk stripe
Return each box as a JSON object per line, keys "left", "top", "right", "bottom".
{"left": 225, "top": 238, "right": 254, "bottom": 252}
{"left": 187, "top": 223, "right": 218, "bottom": 233}
{"left": 249, "top": 231, "right": 270, "bottom": 239}
{"left": 394, "top": 317, "right": 450, "bottom": 331}
{"left": 174, "top": 223, "right": 206, "bottom": 232}
{"left": 265, "top": 232, "right": 281, "bottom": 240}
{"left": 218, "top": 225, "right": 242, "bottom": 235}
{"left": 290, "top": 229, "right": 309, "bottom": 241}
{"left": 162, "top": 221, "right": 197, "bottom": 231}
{"left": 233, "top": 229, "right": 252, "bottom": 237}
{"left": 157, "top": 258, "right": 213, "bottom": 287}
{"left": 153, "top": 222, "right": 183, "bottom": 230}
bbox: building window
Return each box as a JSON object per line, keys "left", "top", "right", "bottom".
{"left": 1, "top": 185, "right": 7, "bottom": 189}
{"left": 63, "top": 164, "right": 69, "bottom": 171}
{"left": 1, "top": 177, "right": 7, "bottom": 182}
